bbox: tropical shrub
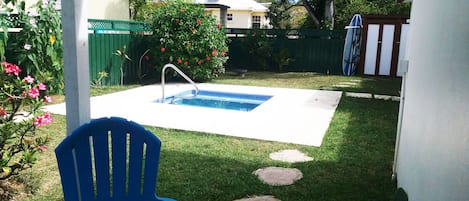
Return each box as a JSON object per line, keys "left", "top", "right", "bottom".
{"left": 0, "top": 61, "right": 52, "bottom": 181}
{"left": 241, "top": 29, "right": 272, "bottom": 70}
{"left": 149, "top": 0, "right": 228, "bottom": 82}
{"left": 2, "top": 0, "right": 63, "bottom": 94}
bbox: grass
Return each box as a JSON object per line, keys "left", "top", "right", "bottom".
{"left": 214, "top": 71, "right": 402, "bottom": 96}
{"left": 16, "top": 72, "right": 401, "bottom": 201}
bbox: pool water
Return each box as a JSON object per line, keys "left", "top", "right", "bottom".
{"left": 164, "top": 90, "right": 272, "bottom": 112}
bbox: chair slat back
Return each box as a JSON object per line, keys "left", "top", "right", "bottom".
{"left": 55, "top": 117, "right": 175, "bottom": 201}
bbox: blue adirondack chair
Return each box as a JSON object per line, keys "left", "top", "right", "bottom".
{"left": 55, "top": 117, "right": 176, "bottom": 201}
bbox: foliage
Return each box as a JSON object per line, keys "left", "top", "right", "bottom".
{"left": 1, "top": 0, "right": 63, "bottom": 94}
{"left": 272, "top": 49, "right": 293, "bottom": 72}
{"left": 334, "top": 0, "right": 411, "bottom": 29}
{"left": 149, "top": 0, "right": 228, "bottom": 82}
{"left": 113, "top": 46, "right": 131, "bottom": 86}
{"left": 90, "top": 71, "right": 109, "bottom": 88}
{"left": 266, "top": 0, "right": 293, "bottom": 29}
{"left": 0, "top": 61, "right": 52, "bottom": 181}
{"left": 240, "top": 29, "right": 272, "bottom": 70}
{"left": 129, "top": 0, "right": 147, "bottom": 20}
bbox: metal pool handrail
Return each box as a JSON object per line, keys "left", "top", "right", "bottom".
{"left": 160, "top": 63, "right": 199, "bottom": 103}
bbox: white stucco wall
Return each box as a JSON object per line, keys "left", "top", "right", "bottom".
{"left": 5, "top": 0, "right": 128, "bottom": 20}
{"left": 395, "top": 1, "right": 469, "bottom": 201}
{"left": 87, "top": 0, "right": 129, "bottom": 20}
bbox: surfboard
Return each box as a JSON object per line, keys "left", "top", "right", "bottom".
{"left": 342, "top": 14, "right": 363, "bottom": 76}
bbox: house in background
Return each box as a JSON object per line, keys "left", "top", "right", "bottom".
{"left": 194, "top": 0, "right": 271, "bottom": 29}
{"left": 393, "top": 0, "right": 469, "bottom": 200}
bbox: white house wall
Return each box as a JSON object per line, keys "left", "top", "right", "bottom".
{"left": 87, "top": 0, "right": 129, "bottom": 20}
{"left": 205, "top": 9, "right": 270, "bottom": 29}
{"left": 396, "top": 0, "right": 469, "bottom": 201}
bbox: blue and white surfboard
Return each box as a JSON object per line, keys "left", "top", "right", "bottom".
{"left": 342, "top": 14, "right": 363, "bottom": 76}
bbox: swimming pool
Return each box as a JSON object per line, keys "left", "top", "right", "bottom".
{"left": 162, "top": 90, "right": 273, "bottom": 112}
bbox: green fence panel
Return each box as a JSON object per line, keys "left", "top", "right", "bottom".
{"left": 227, "top": 29, "right": 346, "bottom": 74}
{"left": 88, "top": 34, "right": 151, "bottom": 85}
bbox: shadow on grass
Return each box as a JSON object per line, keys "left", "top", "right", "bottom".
{"left": 153, "top": 97, "right": 399, "bottom": 201}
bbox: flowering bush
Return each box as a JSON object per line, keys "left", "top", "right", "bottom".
{"left": 149, "top": 0, "right": 228, "bottom": 81}
{"left": 0, "top": 61, "right": 52, "bottom": 180}
{"left": 2, "top": 0, "right": 63, "bottom": 94}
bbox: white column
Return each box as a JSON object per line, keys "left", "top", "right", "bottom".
{"left": 61, "top": 0, "right": 90, "bottom": 135}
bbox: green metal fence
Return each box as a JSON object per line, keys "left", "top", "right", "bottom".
{"left": 88, "top": 19, "right": 153, "bottom": 85}
{"left": 226, "top": 28, "right": 346, "bottom": 74}
{"left": 88, "top": 21, "right": 346, "bottom": 85}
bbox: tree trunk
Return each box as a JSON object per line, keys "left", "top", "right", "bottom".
{"left": 300, "top": 0, "right": 321, "bottom": 27}
{"left": 324, "top": 0, "right": 334, "bottom": 29}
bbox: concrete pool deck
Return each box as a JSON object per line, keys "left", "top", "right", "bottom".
{"left": 43, "top": 84, "right": 342, "bottom": 146}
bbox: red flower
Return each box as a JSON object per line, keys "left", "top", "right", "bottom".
{"left": 177, "top": 58, "right": 182, "bottom": 64}
{"left": 221, "top": 51, "right": 226, "bottom": 56}
{"left": 206, "top": 56, "right": 211, "bottom": 61}
{"left": 0, "top": 107, "right": 6, "bottom": 117}
{"left": 144, "top": 55, "right": 150, "bottom": 61}
{"left": 184, "top": 61, "right": 188, "bottom": 65}
{"left": 211, "top": 49, "right": 217, "bottom": 57}
{"left": 197, "top": 19, "right": 202, "bottom": 25}
{"left": 197, "top": 60, "right": 203, "bottom": 65}
{"left": 217, "top": 23, "right": 221, "bottom": 29}
{"left": 160, "top": 47, "right": 165, "bottom": 53}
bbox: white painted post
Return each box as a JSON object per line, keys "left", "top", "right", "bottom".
{"left": 61, "top": 0, "right": 90, "bottom": 135}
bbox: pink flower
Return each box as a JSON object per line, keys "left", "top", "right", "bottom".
{"left": 43, "top": 96, "right": 52, "bottom": 103}
{"left": 24, "top": 75, "right": 34, "bottom": 83}
{"left": 37, "top": 145, "right": 48, "bottom": 151}
{"left": 0, "top": 107, "right": 7, "bottom": 117}
{"left": 33, "top": 112, "right": 53, "bottom": 127}
{"left": 24, "top": 44, "right": 32, "bottom": 50}
{"left": 197, "top": 60, "right": 203, "bottom": 65}
{"left": 2, "top": 62, "right": 22, "bottom": 76}
{"left": 217, "top": 23, "right": 221, "bottom": 29}
{"left": 197, "top": 19, "right": 202, "bottom": 25}
{"left": 177, "top": 58, "right": 182, "bottom": 64}
{"left": 206, "top": 56, "right": 211, "bottom": 61}
{"left": 38, "top": 82, "right": 47, "bottom": 91}
{"left": 212, "top": 49, "right": 217, "bottom": 57}
{"left": 28, "top": 87, "right": 40, "bottom": 98}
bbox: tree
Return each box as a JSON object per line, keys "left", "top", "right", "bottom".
{"left": 149, "top": 0, "right": 228, "bottom": 81}
{"left": 129, "top": 0, "right": 147, "bottom": 20}
{"left": 267, "top": 0, "right": 333, "bottom": 29}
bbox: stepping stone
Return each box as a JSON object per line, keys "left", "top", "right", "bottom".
{"left": 374, "top": 94, "right": 393, "bottom": 100}
{"left": 345, "top": 92, "right": 372, "bottom": 98}
{"left": 332, "top": 84, "right": 351, "bottom": 88}
{"left": 269, "top": 149, "right": 313, "bottom": 163}
{"left": 234, "top": 195, "right": 281, "bottom": 201}
{"left": 253, "top": 167, "right": 303, "bottom": 186}
{"left": 339, "top": 82, "right": 359, "bottom": 86}
{"left": 320, "top": 86, "right": 336, "bottom": 91}
{"left": 391, "top": 96, "right": 401, "bottom": 101}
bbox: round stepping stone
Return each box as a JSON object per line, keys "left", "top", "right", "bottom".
{"left": 269, "top": 149, "right": 313, "bottom": 163}
{"left": 233, "top": 195, "right": 281, "bottom": 201}
{"left": 253, "top": 167, "right": 302, "bottom": 186}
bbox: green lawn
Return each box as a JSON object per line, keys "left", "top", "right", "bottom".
{"left": 17, "top": 72, "right": 401, "bottom": 201}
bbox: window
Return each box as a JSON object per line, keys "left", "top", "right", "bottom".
{"left": 252, "top": 16, "right": 261, "bottom": 29}
{"left": 227, "top": 13, "right": 233, "bottom": 21}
